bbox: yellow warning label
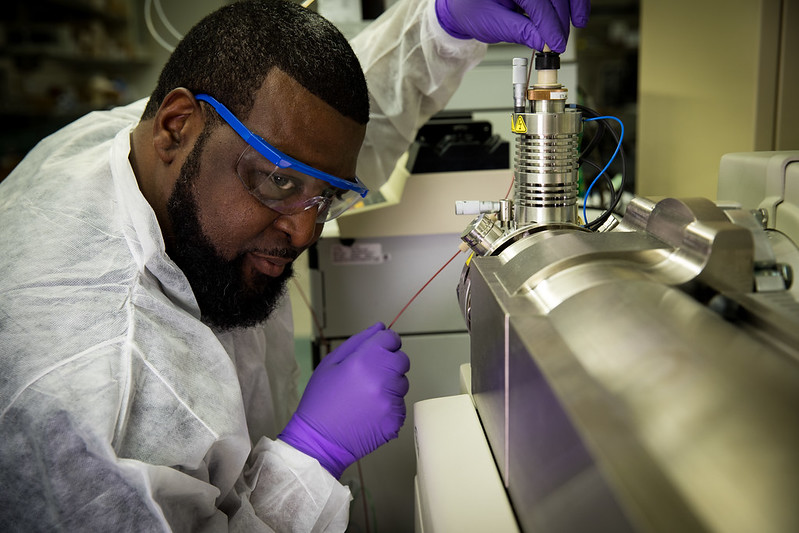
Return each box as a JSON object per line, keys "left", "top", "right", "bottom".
{"left": 511, "top": 114, "right": 527, "bottom": 133}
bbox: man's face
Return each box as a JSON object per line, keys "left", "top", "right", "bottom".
{"left": 165, "top": 69, "right": 366, "bottom": 330}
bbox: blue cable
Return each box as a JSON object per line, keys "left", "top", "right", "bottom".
{"left": 581, "top": 116, "right": 624, "bottom": 227}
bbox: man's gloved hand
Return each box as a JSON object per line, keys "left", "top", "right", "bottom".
{"left": 435, "top": 0, "right": 590, "bottom": 53}
{"left": 279, "top": 322, "right": 410, "bottom": 479}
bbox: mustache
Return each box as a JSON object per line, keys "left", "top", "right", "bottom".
{"left": 249, "top": 247, "right": 301, "bottom": 260}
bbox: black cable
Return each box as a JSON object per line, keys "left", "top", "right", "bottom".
{"left": 572, "top": 104, "right": 616, "bottom": 224}
{"left": 587, "top": 121, "right": 627, "bottom": 230}
{"left": 569, "top": 104, "right": 628, "bottom": 230}
{"left": 579, "top": 114, "right": 606, "bottom": 161}
{"left": 579, "top": 158, "right": 615, "bottom": 209}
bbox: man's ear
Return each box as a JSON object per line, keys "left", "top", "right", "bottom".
{"left": 152, "top": 88, "right": 204, "bottom": 165}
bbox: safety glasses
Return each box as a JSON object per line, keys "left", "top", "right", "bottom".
{"left": 195, "top": 93, "right": 368, "bottom": 223}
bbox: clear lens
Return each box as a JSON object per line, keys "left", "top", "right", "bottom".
{"left": 320, "top": 188, "right": 361, "bottom": 221}
{"left": 235, "top": 145, "right": 360, "bottom": 222}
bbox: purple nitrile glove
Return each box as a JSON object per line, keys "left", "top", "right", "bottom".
{"left": 435, "top": 0, "right": 591, "bottom": 53}
{"left": 279, "top": 322, "right": 410, "bottom": 479}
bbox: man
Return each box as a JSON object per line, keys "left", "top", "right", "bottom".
{"left": 0, "top": 0, "right": 588, "bottom": 530}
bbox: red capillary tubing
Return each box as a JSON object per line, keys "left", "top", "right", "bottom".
{"left": 387, "top": 170, "right": 516, "bottom": 329}
{"left": 387, "top": 245, "right": 469, "bottom": 329}
{"left": 388, "top": 167, "right": 516, "bottom": 330}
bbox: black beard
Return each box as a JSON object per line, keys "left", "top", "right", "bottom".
{"left": 165, "top": 130, "right": 295, "bottom": 331}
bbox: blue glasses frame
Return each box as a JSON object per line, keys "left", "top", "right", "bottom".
{"left": 195, "top": 93, "right": 368, "bottom": 198}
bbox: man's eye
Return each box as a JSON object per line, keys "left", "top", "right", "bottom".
{"left": 270, "top": 173, "right": 296, "bottom": 191}
{"left": 248, "top": 169, "right": 298, "bottom": 200}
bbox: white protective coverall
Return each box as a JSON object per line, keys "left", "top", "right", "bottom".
{"left": 0, "top": 0, "right": 485, "bottom": 531}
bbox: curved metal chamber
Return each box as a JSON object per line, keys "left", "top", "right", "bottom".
{"left": 458, "top": 196, "right": 799, "bottom": 533}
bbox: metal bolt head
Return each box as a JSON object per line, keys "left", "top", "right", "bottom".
{"left": 754, "top": 208, "right": 769, "bottom": 229}
{"left": 780, "top": 263, "right": 794, "bottom": 289}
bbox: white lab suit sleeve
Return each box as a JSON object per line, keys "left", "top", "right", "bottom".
{"left": 350, "top": 0, "right": 487, "bottom": 190}
{"left": 260, "top": 296, "right": 301, "bottom": 432}
{"left": 220, "top": 296, "right": 300, "bottom": 443}
{"left": 230, "top": 439, "right": 351, "bottom": 533}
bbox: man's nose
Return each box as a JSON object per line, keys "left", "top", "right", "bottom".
{"left": 271, "top": 205, "right": 320, "bottom": 249}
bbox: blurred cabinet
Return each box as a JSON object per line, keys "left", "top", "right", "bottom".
{"left": 0, "top": 0, "right": 151, "bottom": 179}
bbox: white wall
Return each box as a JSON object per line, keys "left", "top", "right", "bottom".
{"left": 636, "top": 0, "right": 795, "bottom": 200}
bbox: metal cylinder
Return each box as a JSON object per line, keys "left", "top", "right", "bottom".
{"left": 460, "top": 214, "right": 504, "bottom": 257}
{"left": 533, "top": 99, "right": 566, "bottom": 114}
{"left": 513, "top": 108, "right": 582, "bottom": 225}
{"left": 512, "top": 58, "right": 528, "bottom": 113}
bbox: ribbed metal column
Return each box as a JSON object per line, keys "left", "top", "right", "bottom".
{"left": 513, "top": 107, "right": 582, "bottom": 226}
